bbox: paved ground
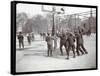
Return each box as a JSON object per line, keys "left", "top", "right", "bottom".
{"left": 16, "top": 34, "right": 96, "bottom": 72}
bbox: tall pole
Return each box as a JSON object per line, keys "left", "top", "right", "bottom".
{"left": 52, "top": 13, "right": 55, "bottom": 36}
{"left": 89, "top": 8, "right": 92, "bottom": 35}
{"left": 52, "top": 7, "right": 56, "bottom": 36}
{"left": 41, "top": 5, "right": 65, "bottom": 50}
{"left": 75, "top": 14, "right": 76, "bottom": 30}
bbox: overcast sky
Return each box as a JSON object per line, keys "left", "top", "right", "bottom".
{"left": 17, "top": 3, "right": 96, "bottom": 18}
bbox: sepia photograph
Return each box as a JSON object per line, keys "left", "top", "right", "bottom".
{"left": 13, "top": 1, "right": 97, "bottom": 74}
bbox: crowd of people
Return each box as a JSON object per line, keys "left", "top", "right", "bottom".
{"left": 45, "top": 29, "right": 88, "bottom": 59}
{"left": 17, "top": 29, "right": 88, "bottom": 60}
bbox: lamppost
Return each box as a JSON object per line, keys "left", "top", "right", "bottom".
{"left": 42, "top": 5, "right": 65, "bottom": 50}
{"left": 88, "top": 8, "right": 93, "bottom": 35}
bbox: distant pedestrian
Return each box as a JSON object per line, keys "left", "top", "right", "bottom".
{"left": 31, "top": 33, "right": 35, "bottom": 41}
{"left": 27, "top": 33, "right": 31, "bottom": 45}
{"left": 40, "top": 33, "right": 42, "bottom": 37}
{"left": 17, "top": 32, "right": 24, "bottom": 49}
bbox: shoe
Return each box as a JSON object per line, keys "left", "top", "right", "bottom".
{"left": 66, "top": 57, "right": 69, "bottom": 60}
{"left": 77, "top": 54, "right": 80, "bottom": 56}
{"left": 85, "top": 52, "right": 88, "bottom": 54}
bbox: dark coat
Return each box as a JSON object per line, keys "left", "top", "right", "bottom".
{"left": 75, "top": 33, "right": 83, "bottom": 45}
{"left": 67, "top": 34, "right": 75, "bottom": 46}
{"left": 45, "top": 36, "right": 53, "bottom": 45}
{"left": 17, "top": 34, "right": 24, "bottom": 42}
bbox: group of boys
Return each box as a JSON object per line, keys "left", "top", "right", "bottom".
{"left": 45, "top": 30, "right": 88, "bottom": 59}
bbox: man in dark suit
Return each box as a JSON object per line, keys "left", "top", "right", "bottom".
{"left": 45, "top": 33, "right": 54, "bottom": 56}
{"left": 17, "top": 32, "right": 24, "bottom": 49}
{"left": 27, "top": 33, "right": 31, "bottom": 45}
{"left": 58, "top": 32, "right": 67, "bottom": 55}
{"left": 75, "top": 30, "right": 88, "bottom": 56}
{"left": 66, "top": 32, "right": 76, "bottom": 59}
